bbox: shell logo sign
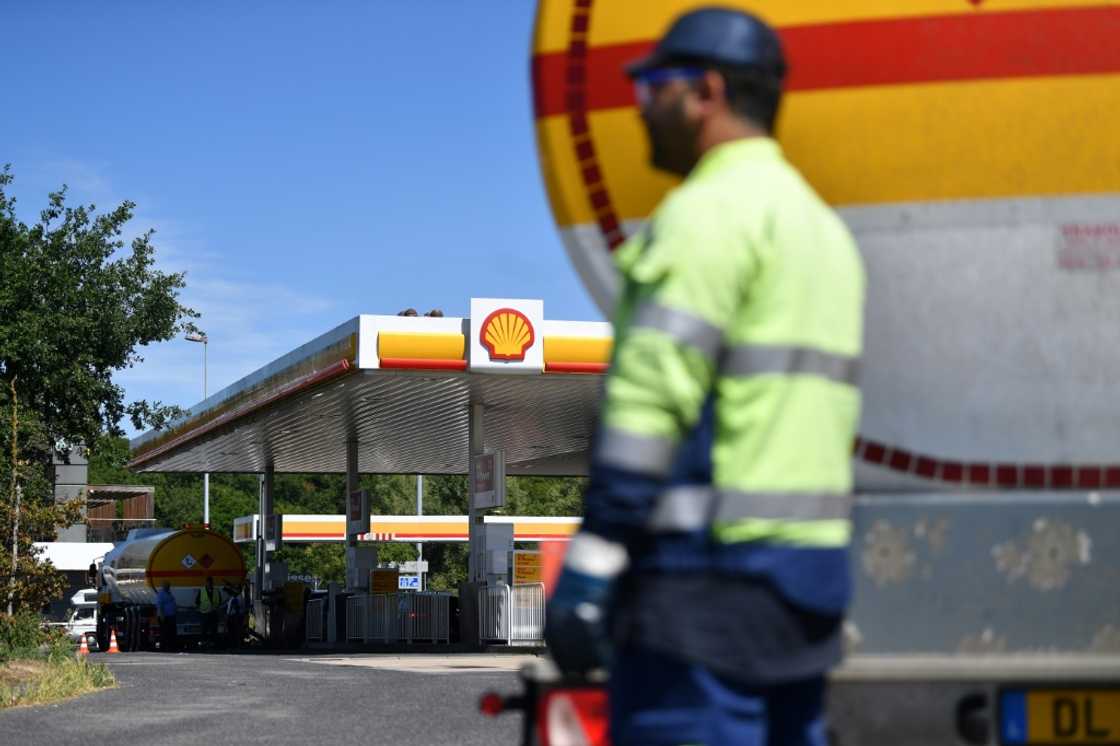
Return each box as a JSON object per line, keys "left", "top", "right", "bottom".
{"left": 470, "top": 298, "right": 545, "bottom": 373}
{"left": 480, "top": 308, "right": 536, "bottom": 361}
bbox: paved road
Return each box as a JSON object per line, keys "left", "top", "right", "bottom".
{"left": 4, "top": 651, "right": 532, "bottom": 745}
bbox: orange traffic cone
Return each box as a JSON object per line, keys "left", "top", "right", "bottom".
{"left": 107, "top": 629, "right": 120, "bottom": 654}
{"left": 78, "top": 636, "right": 90, "bottom": 657}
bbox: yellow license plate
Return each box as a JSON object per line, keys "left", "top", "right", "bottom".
{"left": 1002, "top": 689, "right": 1120, "bottom": 744}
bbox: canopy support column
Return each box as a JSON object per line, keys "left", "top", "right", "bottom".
{"left": 255, "top": 464, "right": 274, "bottom": 635}
{"left": 468, "top": 401, "right": 485, "bottom": 583}
{"left": 346, "top": 438, "right": 359, "bottom": 548}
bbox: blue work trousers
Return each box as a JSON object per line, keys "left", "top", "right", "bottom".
{"left": 609, "top": 646, "right": 828, "bottom": 746}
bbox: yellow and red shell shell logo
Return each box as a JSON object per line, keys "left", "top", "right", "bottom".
{"left": 480, "top": 308, "right": 535, "bottom": 361}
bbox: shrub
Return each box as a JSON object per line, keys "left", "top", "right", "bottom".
{"left": 0, "top": 612, "right": 46, "bottom": 662}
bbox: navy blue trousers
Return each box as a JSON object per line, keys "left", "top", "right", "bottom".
{"left": 609, "top": 645, "right": 829, "bottom": 746}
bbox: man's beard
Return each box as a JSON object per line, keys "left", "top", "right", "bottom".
{"left": 644, "top": 99, "right": 697, "bottom": 176}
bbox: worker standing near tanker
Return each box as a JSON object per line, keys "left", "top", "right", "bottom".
{"left": 545, "top": 8, "right": 865, "bottom": 745}
{"left": 196, "top": 575, "right": 221, "bottom": 648}
{"left": 156, "top": 581, "right": 178, "bottom": 653}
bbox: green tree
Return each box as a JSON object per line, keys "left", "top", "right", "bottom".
{"left": 0, "top": 383, "right": 81, "bottom": 613}
{"left": 1, "top": 168, "right": 196, "bottom": 613}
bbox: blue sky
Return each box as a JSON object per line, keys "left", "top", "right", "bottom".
{"left": 3, "top": 3, "right": 604, "bottom": 434}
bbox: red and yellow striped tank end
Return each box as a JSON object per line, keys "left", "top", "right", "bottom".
{"left": 532, "top": 2, "right": 1120, "bottom": 227}
{"left": 532, "top": 6, "right": 1120, "bottom": 118}
{"left": 533, "top": 0, "right": 1120, "bottom": 54}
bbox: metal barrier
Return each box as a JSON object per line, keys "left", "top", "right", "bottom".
{"left": 306, "top": 597, "right": 325, "bottom": 642}
{"left": 479, "top": 583, "right": 547, "bottom": 645}
{"left": 510, "top": 583, "right": 546, "bottom": 645}
{"left": 365, "top": 592, "right": 452, "bottom": 643}
{"left": 479, "top": 583, "right": 511, "bottom": 643}
{"left": 401, "top": 591, "right": 451, "bottom": 643}
{"left": 368, "top": 593, "right": 400, "bottom": 643}
{"left": 346, "top": 594, "right": 367, "bottom": 642}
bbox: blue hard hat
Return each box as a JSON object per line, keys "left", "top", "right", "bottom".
{"left": 626, "top": 6, "right": 786, "bottom": 79}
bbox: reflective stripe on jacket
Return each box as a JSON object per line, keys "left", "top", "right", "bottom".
{"left": 198, "top": 586, "right": 221, "bottom": 614}
{"left": 582, "top": 137, "right": 865, "bottom": 613}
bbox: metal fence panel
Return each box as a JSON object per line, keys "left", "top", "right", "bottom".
{"left": 369, "top": 593, "right": 400, "bottom": 643}
{"left": 346, "top": 594, "right": 367, "bottom": 642}
{"left": 400, "top": 592, "right": 451, "bottom": 643}
{"left": 479, "top": 583, "right": 511, "bottom": 643}
{"left": 306, "top": 598, "right": 325, "bottom": 642}
{"left": 510, "top": 583, "right": 546, "bottom": 645}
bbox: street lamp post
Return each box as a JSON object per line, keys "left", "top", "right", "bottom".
{"left": 185, "top": 331, "right": 209, "bottom": 526}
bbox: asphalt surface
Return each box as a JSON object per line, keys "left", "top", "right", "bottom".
{"left": 3, "top": 650, "right": 532, "bottom": 745}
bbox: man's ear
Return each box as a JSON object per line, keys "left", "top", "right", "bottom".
{"left": 696, "top": 69, "right": 727, "bottom": 111}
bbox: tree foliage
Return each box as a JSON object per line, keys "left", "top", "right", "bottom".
{"left": 0, "top": 167, "right": 198, "bottom": 444}
{"left": 0, "top": 168, "right": 196, "bottom": 614}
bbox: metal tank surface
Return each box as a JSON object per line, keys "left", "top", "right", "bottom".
{"left": 529, "top": 2, "right": 1120, "bottom": 743}
{"left": 532, "top": 0, "right": 1120, "bottom": 493}
{"left": 531, "top": 0, "right": 1120, "bottom": 651}
{"left": 102, "top": 528, "right": 175, "bottom": 606}
{"left": 102, "top": 527, "right": 246, "bottom": 608}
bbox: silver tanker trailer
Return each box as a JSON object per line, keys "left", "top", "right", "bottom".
{"left": 96, "top": 526, "right": 246, "bottom": 651}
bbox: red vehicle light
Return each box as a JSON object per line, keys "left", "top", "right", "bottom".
{"left": 479, "top": 692, "right": 505, "bottom": 717}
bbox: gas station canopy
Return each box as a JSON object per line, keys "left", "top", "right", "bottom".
{"left": 130, "top": 299, "right": 611, "bottom": 476}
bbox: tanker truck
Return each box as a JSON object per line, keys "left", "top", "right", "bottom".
{"left": 515, "top": 1, "right": 1120, "bottom": 744}
{"left": 96, "top": 527, "right": 246, "bottom": 652}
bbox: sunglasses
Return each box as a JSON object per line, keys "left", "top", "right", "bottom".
{"left": 632, "top": 67, "right": 705, "bottom": 108}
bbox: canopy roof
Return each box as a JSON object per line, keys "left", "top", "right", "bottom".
{"left": 130, "top": 300, "right": 611, "bottom": 476}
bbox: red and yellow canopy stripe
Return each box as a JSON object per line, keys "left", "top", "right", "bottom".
{"left": 279, "top": 515, "right": 581, "bottom": 542}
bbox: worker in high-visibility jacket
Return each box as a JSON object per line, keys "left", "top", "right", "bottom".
{"left": 196, "top": 576, "right": 222, "bottom": 648}
{"left": 544, "top": 8, "right": 865, "bottom": 745}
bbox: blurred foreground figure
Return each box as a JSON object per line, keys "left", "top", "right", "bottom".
{"left": 546, "top": 7, "right": 866, "bottom": 745}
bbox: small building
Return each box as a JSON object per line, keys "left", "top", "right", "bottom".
{"left": 33, "top": 541, "right": 114, "bottom": 621}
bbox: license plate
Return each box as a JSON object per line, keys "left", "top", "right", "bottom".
{"left": 1001, "top": 689, "right": 1120, "bottom": 744}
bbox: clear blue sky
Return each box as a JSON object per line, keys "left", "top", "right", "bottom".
{"left": 3, "top": 3, "right": 604, "bottom": 434}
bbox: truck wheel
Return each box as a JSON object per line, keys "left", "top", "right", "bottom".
{"left": 133, "top": 609, "right": 142, "bottom": 652}
{"left": 122, "top": 608, "right": 133, "bottom": 652}
{"left": 129, "top": 608, "right": 139, "bottom": 652}
{"left": 127, "top": 607, "right": 139, "bottom": 652}
{"left": 96, "top": 611, "right": 110, "bottom": 652}
{"left": 133, "top": 609, "right": 144, "bottom": 649}
{"left": 138, "top": 611, "right": 150, "bottom": 651}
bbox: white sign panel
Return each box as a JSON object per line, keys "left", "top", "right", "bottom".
{"left": 347, "top": 490, "right": 369, "bottom": 539}
{"left": 263, "top": 514, "right": 283, "bottom": 552}
{"left": 472, "top": 450, "right": 506, "bottom": 510}
{"left": 469, "top": 298, "right": 544, "bottom": 374}
{"left": 232, "top": 515, "right": 257, "bottom": 544}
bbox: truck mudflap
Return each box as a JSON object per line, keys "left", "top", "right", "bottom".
{"left": 481, "top": 656, "right": 1120, "bottom": 746}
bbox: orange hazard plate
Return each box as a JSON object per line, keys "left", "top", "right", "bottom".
{"left": 1001, "top": 689, "right": 1120, "bottom": 744}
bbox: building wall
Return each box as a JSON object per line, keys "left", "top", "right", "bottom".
{"left": 50, "top": 449, "right": 88, "bottom": 543}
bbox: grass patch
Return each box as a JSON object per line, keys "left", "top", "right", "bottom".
{"left": 0, "top": 657, "right": 115, "bottom": 708}
{"left": 0, "top": 611, "right": 115, "bottom": 708}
